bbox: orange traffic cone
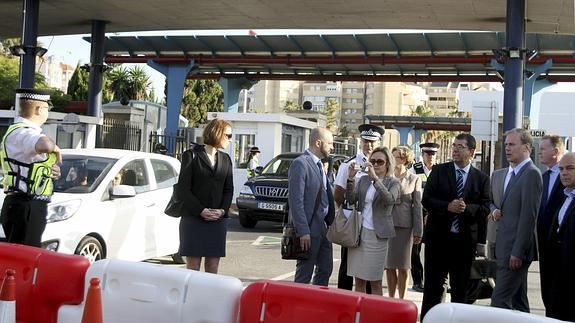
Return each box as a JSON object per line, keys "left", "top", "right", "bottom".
{"left": 0, "top": 269, "right": 16, "bottom": 323}
{"left": 80, "top": 278, "right": 103, "bottom": 323}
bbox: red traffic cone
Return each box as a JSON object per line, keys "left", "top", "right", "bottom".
{"left": 0, "top": 269, "right": 16, "bottom": 323}
{"left": 80, "top": 278, "right": 103, "bottom": 323}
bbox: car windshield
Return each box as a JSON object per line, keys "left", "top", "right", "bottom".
{"left": 53, "top": 155, "right": 117, "bottom": 193}
{"left": 261, "top": 156, "right": 297, "bottom": 177}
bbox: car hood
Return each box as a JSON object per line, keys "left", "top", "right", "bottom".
{"left": 248, "top": 175, "right": 288, "bottom": 186}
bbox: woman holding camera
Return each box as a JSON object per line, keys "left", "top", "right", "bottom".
{"left": 345, "top": 147, "right": 400, "bottom": 295}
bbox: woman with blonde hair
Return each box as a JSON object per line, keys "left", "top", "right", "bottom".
{"left": 385, "top": 145, "right": 423, "bottom": 298}
{"left": 178, "top": 118, "right": 234, "bottom": 273}
{"left": 345, "top": 146, "right": 400, "bottom": 295}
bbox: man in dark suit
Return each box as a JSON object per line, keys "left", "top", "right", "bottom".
{"left": 490, "top": 128, "right": 542, "bottom": 312}
{"left": 536, "top": 135, "right": 565, "bottom": 314}
{"left": 420, "top": 133, "right": 490, "bottom": 320}
{"left": 545, "top": 152, "right": 575, "bottom": 321}
{"left": 288, "top": 127, "right": 335, "bottom": 285}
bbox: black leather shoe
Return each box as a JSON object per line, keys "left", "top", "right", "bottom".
{"left": 412, "top": 284, "right": 424, "bottom": 293}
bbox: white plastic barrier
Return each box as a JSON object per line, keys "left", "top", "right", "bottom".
{"left": 423, "top": 303, "right": 567, "bottom": 323}
{"left": 57, "top": 259, "right": 242, "bottom": 323}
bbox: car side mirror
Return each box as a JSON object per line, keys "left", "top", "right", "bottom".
{"left": 111, "top": 185, "right": 136, "bottom": 198}
{"left": 255, "top": 166, "right": 263, "bottom": 175}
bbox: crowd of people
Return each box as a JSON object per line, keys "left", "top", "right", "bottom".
{"left": 2, "top": 90, "right": 573, "bottom": 321}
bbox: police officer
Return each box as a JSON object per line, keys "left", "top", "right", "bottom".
{"left": 333, "top": 123, "right": 385, "bottom": 291}
{"left": 246, "top": 146, "right": 261, "bottom": 179}
{"left": 409, "top": 142, "right": 439, "bottom": 292}
{"left": 0, "top": 88, "right": 61, "bottom": 247}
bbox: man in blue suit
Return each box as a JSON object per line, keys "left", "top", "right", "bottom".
{"left": 536, "top": 135, "right": 565, "bottom": 315}
{"left": 288, "top": 127, "right": 335, "bottom": 285}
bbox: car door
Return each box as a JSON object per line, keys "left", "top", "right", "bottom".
{"left": 149, "top": 158, "right": 180, "bottom": 258}
{"left": 106, "top": 159, "right": 155, "bottom": 261}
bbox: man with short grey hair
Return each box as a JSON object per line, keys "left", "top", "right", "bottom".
{"left": 490, "top": 128, "right": 542, "bottom": 312}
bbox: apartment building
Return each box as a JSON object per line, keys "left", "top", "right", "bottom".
{"left": 37, "top": 55, "right": 74, "bottom": 93}
{"left": 244, "top": 80, "right": 301, "bottom": 113}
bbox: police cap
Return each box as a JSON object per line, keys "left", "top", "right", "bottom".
{"left": 16, "top": 88, "right": 52, "bottom": 103}
{"left": 358, "top": 124, "right": 385, "bottom": 141}
{"left": 420, "top": 142, "right": 440, "bottom": 153}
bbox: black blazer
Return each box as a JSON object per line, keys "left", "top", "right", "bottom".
{"left": 547, "top": 199, "right": 575, "bottom": 288}
{"left": 537, "top": 170, "right": 565, "bottom": 250}
{"left": 422, "top": 162, "right": 491, "bottom": 246}
{"left": 179, "top": 145, "right": 234, "bottom": 217}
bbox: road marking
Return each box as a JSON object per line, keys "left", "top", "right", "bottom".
{"left": 252, "top": 235, "right": 282, "bottom": 246}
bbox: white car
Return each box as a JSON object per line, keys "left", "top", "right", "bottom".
{"left": 0, "top": 149, "right": 182, "bottom": 263}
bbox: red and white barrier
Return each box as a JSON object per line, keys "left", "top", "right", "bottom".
{"left": 0, "top": 269, "right": 16, "bottom": 323}
{"left": 58, "top": 259, "right": 243, "bottom": 323}
{"left": 423, "top": 303, "right": 568, "bottom": 323}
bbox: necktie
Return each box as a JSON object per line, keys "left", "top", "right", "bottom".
{"left": 542, "top": 170, "right": 551, "bottom": 204}
{"left": 317, "top": 161, "right": 325, "bottom": 189}
{"left": 451, "top": 169, "right": 465, "bottom": 233}
{"left": 505, "top": 170, "right": 516, "bottom": 194}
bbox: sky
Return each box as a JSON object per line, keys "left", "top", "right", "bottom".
{"left": 38, "top": 29, "right": 575, "bottom": 102}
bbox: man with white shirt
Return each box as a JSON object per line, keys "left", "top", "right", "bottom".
{"left": 544, "top": 153, "right": 575, "bottom": 321}
{"left": 333, "top": 123, "right": 384, "bottom": 290}
{"left": 490, "top": 128, "right": 542, "bottom": 312}
{"left": 536, "top": 135, "right": 565, "bottom": 315}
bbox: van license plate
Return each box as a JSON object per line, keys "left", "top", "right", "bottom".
{"left": 258, "top": 202, "right": 284, "bottom": 211}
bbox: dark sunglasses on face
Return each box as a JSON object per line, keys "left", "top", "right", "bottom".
{"left": 369, "top": 159, "right": 386, "bottom": 166}
{"left": 225, "top": 134, "right": 233, "bottom": 139}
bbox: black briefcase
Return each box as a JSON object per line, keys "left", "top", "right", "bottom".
{"left": 281, "top": 223, "right": 310, "bottom": 260}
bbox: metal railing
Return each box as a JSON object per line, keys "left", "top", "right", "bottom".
{"left": 96, "top": 119, "right": 141, "bottom": 151}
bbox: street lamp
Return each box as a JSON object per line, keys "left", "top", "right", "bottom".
{"left": 9, "top": 45, "right": 48, "bottom": 57}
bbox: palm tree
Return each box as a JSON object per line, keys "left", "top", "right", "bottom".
{"left": 127, "top": 65, "right": 151, "bottom": 101}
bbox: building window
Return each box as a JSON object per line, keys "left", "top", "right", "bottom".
{"left": 234, "top": 134, "right": 256, "bottom": 168}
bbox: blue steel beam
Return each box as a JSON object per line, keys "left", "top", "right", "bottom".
{"left": 387, "top": 33, "right": 401, "bottom": 58}
{"left": 87, "top": 20, "right": 106, "bottom": 118}
{"left": 18, "top": 0, "right": 40, "bottom": 88}
{"left": 286, "top": 35, "right": 305, "bottom": 56}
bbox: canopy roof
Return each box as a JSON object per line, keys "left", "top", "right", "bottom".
{"left": 89, "top": 32, "right": 575, "bottom": 82}
{"left": 0, "top": 0, "right": 574, "bottom": 37}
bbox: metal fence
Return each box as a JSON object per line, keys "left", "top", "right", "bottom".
{"left": 96, "top": 119, "right": 142, "bottom": 151}
{"left": 149, "top": 129, "right": 192, "bottom": 160}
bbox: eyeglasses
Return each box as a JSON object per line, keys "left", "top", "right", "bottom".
{"left": 225, "top": 134, "right": 232, "bottom": 139}
{"left": 369, "top": 159, "right": 386, "bottom": 166}
{"left": 451, "top": 144, "right": 469, "bottom": 150}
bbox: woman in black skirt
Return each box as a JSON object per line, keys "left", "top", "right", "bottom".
{"left": 178, "top": 118, "right": 234, "bottom": 273}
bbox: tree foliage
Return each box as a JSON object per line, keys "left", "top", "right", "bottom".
{"left": 67, "top": 63, "right": 90, "bottom": 101}
{"left": 105, "top": 65, "right": 153, "bottom": 102}
{"left": 325, "top": 98, "right": 339, "bottom": 133}
{"left": 0, "top": 55, "right": 48, "bottom": 106}
{"left": 283, "top": 100, "right": 300, "bottom": 112}
{"left": 180, "top": 80, "right": 224, "bottom": 127}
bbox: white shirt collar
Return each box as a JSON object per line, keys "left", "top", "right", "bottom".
{"left": 454, "top": 162, "right": 472, "bottom": 173}
{"left": 306, "top": 149, "right": 321, "bottom": 165}
{"left": 550, "top": 163, "right": 560, "bottom": 173}
{"left": 508, "top": 158, "right": 531, "bottom": 175}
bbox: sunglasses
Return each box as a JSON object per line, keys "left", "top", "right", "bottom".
{"left": 225, "top": 134, "right": 233, "bottom": 139}
{"left": 369, "top": 159, "right": 386, "bottom": 166}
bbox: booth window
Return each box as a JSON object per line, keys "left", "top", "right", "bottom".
{"left": 234, "top": 134, "right": 255, "bottom": 168}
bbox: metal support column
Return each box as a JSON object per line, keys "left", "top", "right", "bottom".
{"left": 218, "top": 78, "right": 257, "bottom": 112}
{"left": 18, "top": 0, "right": 40, "bottom": 88}
{"left": 502, "top": 0, "right": 526, "bottom": 166}
{"left": 392, "top": 125, "right": 414, "bottom": 146}
{"left": 524, "top": 59, "right": 553, "bottom": 126}
{"left": 148, "top": 61, "right": 194, "bottom": 155}
{"left": 412, "top": 128, "right": 426, "bottom": 160}
{"left": 87, "top": 20, "right": 107, "bottom": 117}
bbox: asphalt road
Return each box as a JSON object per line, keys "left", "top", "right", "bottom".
{"left": 152, "top": 214, "right": 546, "bottom": 319}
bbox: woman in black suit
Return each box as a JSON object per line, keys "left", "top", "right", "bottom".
{"left": 178, "top": 118, "right": 234, "bottom": 273}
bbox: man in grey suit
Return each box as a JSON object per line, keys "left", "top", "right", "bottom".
{"left": 288, "top": 127, "right": 335, "bottom": 285}
{"left": 490, "top": 128, "right": 542, "bottom": 312}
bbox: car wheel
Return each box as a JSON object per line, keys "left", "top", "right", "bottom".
{"left": 171, "top": 253, "right": 186, "bottom": 264}
{"left": 75, "top": 236, "right": 104, "bottom": 263}
{"left": 239, "top": 211, "right": 257, "bottom": 228}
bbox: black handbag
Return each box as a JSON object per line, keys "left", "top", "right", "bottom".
{"left": 164, "top": 183, "right": 183, "bottom": 217}
{"left": 281, "top": 184, "right": 323, "bottom": 260}
{"left": 164, "top": 149, "right": 195, "bottom": 218}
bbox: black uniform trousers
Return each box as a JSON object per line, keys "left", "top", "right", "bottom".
{"left": 1, "top": 194, "right": 48, "bottom": 247}
{"left": 421, "top": 232, "right": 473, "bottom": 320}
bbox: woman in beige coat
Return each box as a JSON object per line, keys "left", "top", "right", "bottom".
{"left": 385, "top": 146, "right": 423, "bottom": 299}
{"left": 345, "top": 147, "right": 400, "bottom": 295}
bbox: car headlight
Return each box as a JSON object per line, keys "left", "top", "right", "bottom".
{"left": 46, "top": 200, "right": 82, "bottom": 223}
{"left": 239, "top": 185, "right": 254, "bottom": 197}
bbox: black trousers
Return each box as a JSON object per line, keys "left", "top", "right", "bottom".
{"left": 1, "top": 194, "right": 48, "bottom": 247}
{"left": 411, "top": 241, "right": 424, "bottom": 286}
{"left": 337, "top": 247, "right": 371, "bottom": 293}
{"left": 421, "top": 233, "right": 473, "bottom": 321}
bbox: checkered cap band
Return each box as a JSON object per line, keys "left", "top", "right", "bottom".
{"left": 361, "top": 129, "right": 382, "bottom": 140}
{"left": 18, "top": 92, "right": 51, "bottom": 102}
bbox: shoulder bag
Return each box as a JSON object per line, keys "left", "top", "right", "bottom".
{"left": 327, "top": 203, "right": 362, "bottom": 248}
{"left": 164, "top": 149, "right": 195, "bottom": 217}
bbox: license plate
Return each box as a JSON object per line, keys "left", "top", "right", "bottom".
{"left": 258, "top": 202, "right": 284, "bottom": 211}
